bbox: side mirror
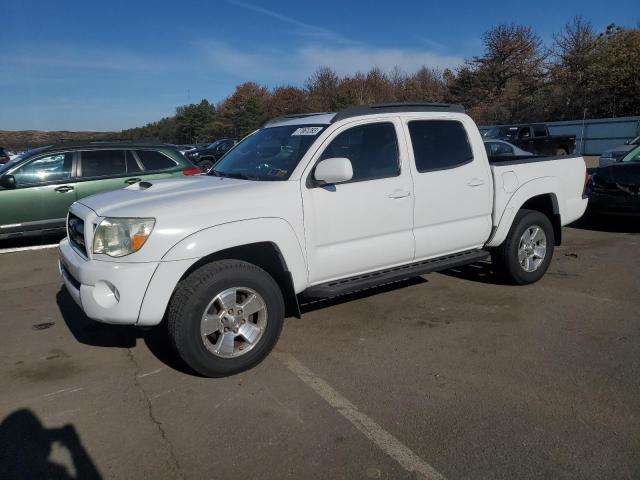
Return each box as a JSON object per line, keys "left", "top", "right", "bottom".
{"left": 313, "top": 158, "right": 353, "bottom": 185}
{"left": 0, "top": 175, "right": 16, "bottom": 189}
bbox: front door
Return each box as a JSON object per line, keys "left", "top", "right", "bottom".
{"left": 0, "top": 151, "right": 77, "bottom": 234}
{"left": 301, "top": 119, "right": 415, "bottom": 284}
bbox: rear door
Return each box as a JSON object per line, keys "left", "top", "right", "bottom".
{"left": 404, "top": 117, "right": 493, "bottom": 259}
{"left": 134, "top": 149, "right": 186, "bottom": 180}
{"left": 75, "top": 149, "right": 138, "bottom": 200}
{"left": 0, "top": 151, "right": 77, "bottom": 233}
{"left": 531, "top": 124, "right": 551, "bottom": 154}
{"left": 516, "top": 126, "right": 534, "bottom": 152}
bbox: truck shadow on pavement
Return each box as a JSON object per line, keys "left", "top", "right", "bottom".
{"left": 55, "top": 288, "right": 200, "bottom": 377}
{"left": 568, "top": 211, "right": 640, "bottom": 233}
{"left": 0, "top": 409, "right": 101, "bottom": 479}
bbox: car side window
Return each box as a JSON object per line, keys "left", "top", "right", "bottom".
{"left": 136, "top": 150, "right": 178, "bottom": 171}
{"left": 319, "top": 122, "right": 399, "bottom": 182}
{"left": 408, "top": 120, "right": 474, "bottom": 172}
{"left": 81, "top": 150, "right": 126, "bottom": 178}
{"left": 533, "top": 125, "right": 547, "bottom": 137}
{"left": 487, "top": 142, "right": 513, "bottom": 156}
{"left": 518, "top": 127, "right": 531, "bottom": 139}
{"left": 13, "top": 153, "right": 73, "bottom": 186}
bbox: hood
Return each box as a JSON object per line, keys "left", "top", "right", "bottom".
{"left": 74, "top": 175, "right": 302, "bottom": 263}
{"left": 594, "top": 163, "right": 640, "bottom": 185}
{"left": 78, "top": 175, "right": 300, "bottom": 227}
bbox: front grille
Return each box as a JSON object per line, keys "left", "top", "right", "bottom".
{"left": 67, "top": 213, "right": 87, "bottom": 256}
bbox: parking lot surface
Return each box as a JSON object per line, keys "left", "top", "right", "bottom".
{"left": 0, "top": 215, "right": 638, "bottom": 480}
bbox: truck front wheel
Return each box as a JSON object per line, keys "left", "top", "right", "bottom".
{"left": 167, "top": 260, "right": 285, "bottom": 377}
{"left": 491, "top": 209, "right": 555, "bottom": 285}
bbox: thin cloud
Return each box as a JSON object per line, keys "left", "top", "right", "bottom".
{"left": 224, "top": 0, "right": 358, "bottom": 45}
{"left": 196, "top": 40, "right": 464, "bottom": 83}
{"left": 4, "top": 44, "right": 175, "bottom": 73}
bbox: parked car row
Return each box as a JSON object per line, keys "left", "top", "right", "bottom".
{"left": 185, "top": 138, "right": 239, "bottom": 172}
{"left": 482, "top": 123, "right": 576, "bottom": 156}
{"left": 0, "top": 143, "right": 201, "bottom": 239}
{"left": 599, "top": 135, "right": 640, "bottom": 166}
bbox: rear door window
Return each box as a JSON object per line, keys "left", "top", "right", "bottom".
{"left": 81, "top": 150, "right": 126, "bottom": 178}
{"left": 136, "top": 150, "right": 178, "bottom": 171}
{"left": 408, "top": 121, "right": 474, "bottom": 172}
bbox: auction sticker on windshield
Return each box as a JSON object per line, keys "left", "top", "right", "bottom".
{"left": 292, "top": 127, "right": 323, "bottom": 136}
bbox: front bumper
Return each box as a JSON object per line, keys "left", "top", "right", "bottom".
{"left": 58, "top": 238, "right": 159, "bottom": 325}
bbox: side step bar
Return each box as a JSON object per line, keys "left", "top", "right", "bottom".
{"left": 303, "top": 249, "right": 490, "bottom": 298}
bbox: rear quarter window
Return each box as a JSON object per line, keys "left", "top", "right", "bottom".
{"left": 136, "top": 150, "right": 178, "bottom": 171}
{"left": 408, "top": 120, "right": 474, "bottom": 172}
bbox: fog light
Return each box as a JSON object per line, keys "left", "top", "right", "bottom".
{"left": 93, "top": 280, "right": 120, "bottom": 308}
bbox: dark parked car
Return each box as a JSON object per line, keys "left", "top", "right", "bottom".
{"left": 0, "top": 147, "right": 10, "bottom": 164}
{"left": 0, "top": 142, "right": 201, "bottom": 239}
{"left": 586, "top": 145, "right": 640, "bottom": 215}
{"left": 483, "top": 124, "right": 576, "bottom": 156}
{"left": 186, "top": 138, "right": 238, "bottom": 172}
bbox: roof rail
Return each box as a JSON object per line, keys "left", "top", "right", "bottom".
{"left": 49, "top": 139, "right": 168, "bottom": 149}
{"left": 331, "top": 102, "right": 465, "bottom": 123}
{"left": 264, "top": 112, "right": 332, "bottom": 126}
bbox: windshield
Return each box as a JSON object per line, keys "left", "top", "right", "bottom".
{"left": 621, "top": 146, "right": 640, "bottom": 163}
{"left": 210, "top": 124, "right": 325, "bottom": 181}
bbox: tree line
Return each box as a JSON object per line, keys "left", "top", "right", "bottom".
{"left": 119, "top": 17, "right": 640, "bottom": 144}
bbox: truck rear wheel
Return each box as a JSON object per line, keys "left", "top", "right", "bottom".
{"left": 167, "top": 260, "right": 285, "bottom": 377}
{"left": 491, "top": 209, "right": 555, "bottom": 285}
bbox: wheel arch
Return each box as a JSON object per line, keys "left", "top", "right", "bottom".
{"left": 487, "top": 177, "right": 563, "bottom": 248}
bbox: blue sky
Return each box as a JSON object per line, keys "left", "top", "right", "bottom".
{"left": 1, "top": 0, "right": 637, "bottom": 131}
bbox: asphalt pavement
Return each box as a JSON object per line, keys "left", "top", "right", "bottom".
{"left": 0, "top": 213, "right": 638, "bottom": 479}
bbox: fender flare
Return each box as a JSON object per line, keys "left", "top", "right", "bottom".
{"left": 486, "top": 177, "right": 562, "bottom": 248}
{"left": 137, "top": 217, "right": 307, "bottom": 326}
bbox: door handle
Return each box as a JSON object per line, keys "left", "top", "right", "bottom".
{"left": 467, "top": 178, "right": 485, "bottom": 187}
{"left": 125, "top": 178, "right": 142, "bottom": 185}
{"left": 54, "top": 185, "right": 74, "bottom": 193}
{"left": 388, "top": 189, "right": 411, "bottom": 199}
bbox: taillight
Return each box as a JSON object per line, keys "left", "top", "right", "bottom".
{"left": 183, "top": 167, "right": 202, "bottom": 176}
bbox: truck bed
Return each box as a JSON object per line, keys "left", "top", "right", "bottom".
{"left": 489, "top": 153, "right": 587, "bottom": 231}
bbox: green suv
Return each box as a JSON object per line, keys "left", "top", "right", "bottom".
{"left": 0, "top": 143, "right": 201, "bottom": 239}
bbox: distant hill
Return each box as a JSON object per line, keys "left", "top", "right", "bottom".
{"left": 0, "top": 130, "right": 118, "bottom": 152}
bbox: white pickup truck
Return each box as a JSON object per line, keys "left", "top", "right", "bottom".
{"left": 58, "top": 103, "right": 588, "bottom": 376}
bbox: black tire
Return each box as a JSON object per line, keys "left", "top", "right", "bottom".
{"left": 491, "top": 209, "right": 555, "bottom": 285}
{"left": 167, "top": 260, "right": 285, "bottom": 377}
{"left": 197, "top": 158, "right": 215, "bottom": 173}
{"left": 555, "top": 148, "right": 568, "bottom": 156}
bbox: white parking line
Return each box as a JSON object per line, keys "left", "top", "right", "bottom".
{"left": 0, "top": 243, "right": 59, "bottom": 254}
{"left": 274, "top": 351, "right": 446, "bottom": 480}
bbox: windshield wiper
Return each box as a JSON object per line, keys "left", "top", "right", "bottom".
{"left": 210, "top": 170, "right": 261, "bottom": 181}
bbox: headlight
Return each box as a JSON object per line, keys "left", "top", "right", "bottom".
{"left": 93, "top": 217, "right": 155, "bottom": 257}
